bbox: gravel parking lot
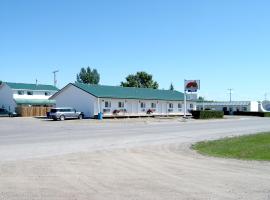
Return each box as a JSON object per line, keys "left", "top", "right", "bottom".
{"left": 0, "top": 117, "right": 270, "bottom": 199}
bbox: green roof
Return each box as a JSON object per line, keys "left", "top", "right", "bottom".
{"left": 15, "top": 99, "right": 56, "bottom": 105}
{"left": 72, "top": 83, "right": 185, "bottom": 101}
{"left": 5, "top": 82, "right": 59, "bottom": 91}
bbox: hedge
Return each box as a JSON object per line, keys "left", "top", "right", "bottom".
{"left": 191, "top": 110, "right": 224, "bottom": 119}
{"left": 233, "top": 111, "right": 270, "bottom": 117}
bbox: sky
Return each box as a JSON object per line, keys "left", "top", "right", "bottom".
{"left": 1, "top": 0, "right": 270, "bottom": 101}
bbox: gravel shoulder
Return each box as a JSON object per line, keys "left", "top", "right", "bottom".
{"left": 0, "top": 117, "right": 270, "bottom": 200}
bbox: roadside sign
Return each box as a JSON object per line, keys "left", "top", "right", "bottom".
{"left": 184, "top": 80, "right": 200, "bottom": 92}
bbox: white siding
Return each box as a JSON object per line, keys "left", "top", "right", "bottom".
{"left": 196, "top": 101, "right": 258, "bottom": 112}
{"left": 13, "top": 90, "right": 57, "bottom": 100}
{"left": 250, "top": 101, "right": 259, "bottom": 112}
{"left": 0, "top": 84, "right": 16, "bottom": 112}
{"left": 98, "top": 98, "right": 188, "bottom": 116}
{"left": 51, "top": 84, "right": 97, "bottom": 118}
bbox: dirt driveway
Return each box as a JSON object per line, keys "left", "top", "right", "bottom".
{"left": 0, "top": 117, "right": 270, "bottom": 200}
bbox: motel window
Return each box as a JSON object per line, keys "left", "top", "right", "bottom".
{"left": 178, "top": 103, "right": 182, "bottom": 109}
{"left": 105, "top": 101, "right": 111, "bottom": 108}
{"left": 151, "top": 103, "right": 156, "bottom": 108}
{"left": 27, "top": 91, "right": 33, "bottom": 95}
{"left": 190, "top": 104, "right": 194, "bottom": 109}
{"left": 18, "top": 90, "right": 24, "bottom": 95}
{"left": 45, "top": 92, "right": 51, "bottom": 96}
{"left": 242, "top": 107, "right": 247, "bottom": 111}
{"left": 141, "top": 102, "right": 146, "bottom": 108}
{"left": 118, "top": 102, "right": 124, "bottom": 108}
{"left": 169, "top": 103, "right": 173, "bottom": 108}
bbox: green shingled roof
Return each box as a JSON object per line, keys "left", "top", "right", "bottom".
{"left": 5, "top": 82, "right": 59, "bottom": 91}
{"left": 72, "top": 83, "right": 185, "bottom": 101}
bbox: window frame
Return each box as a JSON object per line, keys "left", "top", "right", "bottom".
{"left": 118, "top": 102, "right": 124, "bottom": 108}
{"left": 18, "top": 90, "right": 24, "bottom": 95}
{"left": 105, "top": 101, "right": 111, "bottom": 108}
{"left": 140, "top": 102, "right": 146, "bottom": 108}
{"left": 27, "top": 91, "right": 33, "bottom": 95}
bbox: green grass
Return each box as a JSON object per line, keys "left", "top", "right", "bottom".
{"left": 192, "top": 132, "right": 270, "bottom": 161}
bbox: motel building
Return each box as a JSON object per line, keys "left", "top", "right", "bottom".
{"left": 0, "top": 82, "right": 58, "bottom": 116}
{"left": 196, "top": 101, "right": 259, "bottom": 113}
{"left": 50, "top": 83, "right": 196, "bottom": 118}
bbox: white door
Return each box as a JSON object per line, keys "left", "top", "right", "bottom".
{"left": 162, "top": 103, "right": 167, "bottom": 114}
{"left": 127, "top": 101, "right": 132, "bottom": 114}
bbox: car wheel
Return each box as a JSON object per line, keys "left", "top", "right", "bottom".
{"left": 78, "top": 114, "right": 83, "bottom": 120}
{"left": 60, "top": 115, "right": 65, "bottom": 121}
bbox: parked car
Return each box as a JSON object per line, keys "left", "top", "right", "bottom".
{"left": 47, "top": 107, "right": 84, "bottom": 121}
{"left": 0, "top": 108, "right": 17, "bottom": 117}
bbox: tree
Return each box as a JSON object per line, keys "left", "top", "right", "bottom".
{"left": 169, "top": 83, "right": 174, "bottom": 90}
{"left": 76, "top": 67, "right": 100, "bottom": 84}
{"left": 198, "top": 96, "right": 205, "bottom": 101}
{"left": 0, "top": 81, "right": 2, "bottom": 85}
{"left": 120, "top": 71, "right": 159, "bottom": 89}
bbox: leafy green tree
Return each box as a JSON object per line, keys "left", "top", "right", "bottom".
{"left": 169, "top": 83, "right": 174, "bottom": 90}
{"left": 76, "top": 67, "right": 100, "bottom": 84}
{"left": 121, "top": 71, "right": 159, "bottom": 89}
{"left": 0, "top": 81, "right": 2, "bottom": 85}
{"left": 198, "top": 96, "right": 205, "bottom": 101}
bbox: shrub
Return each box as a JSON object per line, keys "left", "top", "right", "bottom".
{"left": 263, "top": 112, "right": 270, "bottom": 117}
{"left": 191, "top": 110, "right": 224, "bottom": 119}
{"left": 233, "top": 111, "right": 270, "bottom": 117}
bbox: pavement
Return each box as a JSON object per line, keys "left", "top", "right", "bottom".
{"left": 0, "top": 116, "right": 270, "bottom": 199}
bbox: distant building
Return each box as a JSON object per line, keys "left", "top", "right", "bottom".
{"left": 50, "top": 83, "right": 196, "bottom": 118}
{"left": 0, "top": 82, "right": 58, "bottom": 113}
{"left": 196, "top": 101, "right": 259, "bottom": 113}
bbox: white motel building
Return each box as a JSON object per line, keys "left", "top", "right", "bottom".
{"left": 50, "top": 83, "right": 196, "bottom": 118}
{"left": 0, "top": 82, "right": 58, "bottom": 113}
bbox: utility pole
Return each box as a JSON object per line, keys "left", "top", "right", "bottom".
{"left": 264, "top": 93, "right": 269, "bottom": 101}
{"left": 228, "top": 88, "right": 233, "bottom": 102}
{"left": 52, "top": 70, "right": 59, "bottom": 87}
{"left": 202, "top": 96, "right": 205, "bottom": 110}
{"left": 184, "top": 89, "right": 187, "bottom": 118}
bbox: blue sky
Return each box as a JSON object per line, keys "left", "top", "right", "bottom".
{"left": 1, "top": 0, "right": 270, "bottom": 101}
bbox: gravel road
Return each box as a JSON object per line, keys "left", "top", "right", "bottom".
{"left": 0, "top": 117, "right": 270, "bottom": 199}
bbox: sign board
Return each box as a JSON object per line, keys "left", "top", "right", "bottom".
{"left": 186, "top": 93, "right": 198, "bottom": 101}
{"left": 184, "top": 80, "right": 200, "bottom": 92}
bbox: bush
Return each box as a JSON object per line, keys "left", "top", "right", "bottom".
{"left": 191, "top": 110, "right": 224, "bottom": 119}
{"left": 233, "top": 111, "right": 270, "bottom": 117}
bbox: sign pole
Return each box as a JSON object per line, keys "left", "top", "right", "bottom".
{"left": 184, "top": 89, "right": 187, "bottom": 118}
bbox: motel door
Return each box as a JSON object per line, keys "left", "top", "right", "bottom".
{"left": 158, "top": 103, "right": 162, "bottom": 114}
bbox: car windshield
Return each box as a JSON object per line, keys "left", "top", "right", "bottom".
{"left": 50, "top": 109, "right": 58, "bottom": 113}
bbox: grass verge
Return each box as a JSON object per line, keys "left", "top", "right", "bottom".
{"left": 192, "top": 132, "right": 270, "bottom": 161}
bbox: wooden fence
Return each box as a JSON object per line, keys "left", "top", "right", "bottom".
{"left": 16, "top": 106, "right": 52, "bottom": 117}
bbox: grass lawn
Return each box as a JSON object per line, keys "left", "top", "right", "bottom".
{"left": 192, "top": 132, "right": 270, "bottom": 161}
